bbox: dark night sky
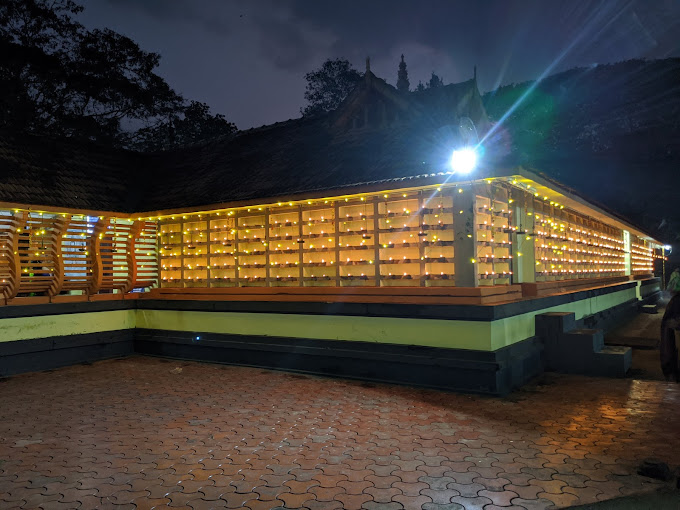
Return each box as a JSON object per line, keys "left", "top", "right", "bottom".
{"left": 79, "top": 0, "right": 680, "bottom": 129}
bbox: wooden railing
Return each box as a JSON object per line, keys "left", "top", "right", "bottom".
{"left": 0, "top": 211, "right": 158, "bottom": 304}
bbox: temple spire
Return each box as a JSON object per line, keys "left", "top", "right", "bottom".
{"left": 366, "top": 57, "right": 371, "bottom": 73}
{"left": 397, "top": 54, "right": 410, "bottom": 93}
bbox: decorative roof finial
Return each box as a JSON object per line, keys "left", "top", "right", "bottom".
{"left": 366, "top": 57, "right": 371, "bottom": 73}
{"left": 397, "top": 54, "right": 410, "bottom": 93}
{"left": 474, "top": 65, "right": 477, "bottom": 81}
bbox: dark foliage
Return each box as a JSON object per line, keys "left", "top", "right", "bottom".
{"left": 483, "top": 58, "right": 680, "bottom": 244}
{"left": 0, "top": 0, "right": 235, "bottom": 151}
{"left": 126, "top": 101, "right": 237, "bottom": 152}
{"left": 301, "top": 58, "right": 363, "bottom": 117}
{"left": 427, "top": 72, "right": 444, "bottom": 89}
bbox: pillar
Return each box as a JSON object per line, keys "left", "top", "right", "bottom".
{"left": 511, "top": 187, "right": 536, "bottom": 283}
{"left": 453, "top": 186, "right": 476, "bottom": 287}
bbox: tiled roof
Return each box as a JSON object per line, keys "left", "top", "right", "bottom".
{"left": 0, "top": 132, "right": 144, "bottom": 212}
{"left": 0, "top": 77, "right": 487, "bottom": 214}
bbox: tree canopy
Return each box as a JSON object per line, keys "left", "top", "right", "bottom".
{"left": 427, "top": 72, "right": 444, "bottom": 89}
{"left": 0, "top": 0, "right": 235, "bottom": 150}
{"left": 301, "top": 58, "right": 363, "bottom": 117}
{"left": 126, "top": 100, "right": 237, "bottom": 152}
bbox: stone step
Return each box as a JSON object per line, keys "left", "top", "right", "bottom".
{"left": 536, "top": 311, "right": 632, "bottom": 378}
{"left": 640, "top": 303, "right": 658, "bottom": 314}
{"left": 564, "top": 328, "right": 604, "bottom": 351}
{"left": 593, "top": 345, "right": 632, "bottom": 378}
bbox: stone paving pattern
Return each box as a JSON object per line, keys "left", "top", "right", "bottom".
{"left": 1, "top": 357, "right": 679, "bottom": 509}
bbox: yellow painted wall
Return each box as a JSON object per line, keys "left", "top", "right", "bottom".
{"left": 135, "top": 309, "right": 494, "bottom": 350}
{"left": 0, "top": 285, "right": 636, "bottom": 352}
{"left": 489, "top": 286, "right": 637, "bottom": 350}
{"left": 0, "top": 310, "right": 135, "bottom": 343}
{"left": 136, "top": 286, "right": 636, "bottom": 351}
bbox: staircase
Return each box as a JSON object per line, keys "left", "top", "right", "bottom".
{"left": 535, "top": 312, "right": 632, "bottom": 377}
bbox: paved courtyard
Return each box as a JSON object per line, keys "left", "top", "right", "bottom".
{"left": 1, "top": 356, "right": 678, "bottom": 510}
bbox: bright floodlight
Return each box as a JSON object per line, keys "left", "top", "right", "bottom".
{"left": 450, "top": 147, "right": 477, "bottom": 174}
{"left": 664, "top": 245, "right": 672, "bottom": 251}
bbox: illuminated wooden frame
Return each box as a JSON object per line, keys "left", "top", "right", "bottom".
{"left": 0, "top": 211, "right": 157, "bottom": 303}
{"left": 0, "top": 169, "right": 661, "bottom": 300}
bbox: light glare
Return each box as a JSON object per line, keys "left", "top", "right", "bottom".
{"left": 450, "top": 148, "right": 477, "bottom": 174}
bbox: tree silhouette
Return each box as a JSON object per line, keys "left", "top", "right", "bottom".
{"left": 427, "top": 72, "right": 444, "bottom": 89}
{"left": 397, "top": 54, "right": 410, "bottom": 93}
{"left": 0, "top": 0, "right": 236, "bottom": 150}
{"left": 301, "top": 58, "right": 362, "bottom": 117}
{"left": 126, "top": 101, "right": 237, "bottom": 152}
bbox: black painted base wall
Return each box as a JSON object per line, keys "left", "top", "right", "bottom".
{"left": 0, "top": 330, "right": 134, "bottom": 377}
{"left": 134, "top": 329, "right": 543, "bottom": 396}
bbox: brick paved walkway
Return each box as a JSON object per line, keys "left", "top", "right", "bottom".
{"left": 1, "top": 356, "right": 678, "bottom": 509}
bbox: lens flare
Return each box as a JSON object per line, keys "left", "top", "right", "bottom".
{"left": 450, "top": 148, "right": 477, "bottom": 174}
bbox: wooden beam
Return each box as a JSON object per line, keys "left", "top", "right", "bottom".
{"left": 298, "top": 205, "right": 304, "bottom": 287}
{"left": 48, "top": 214, "right": 69, "bottom": 297}
{"left": 373, "top": 197, "right": 380, "bottom": 287}
{"left": 89, "top": 218, "right": 108, "bottom": 295}
{"left": 4, "top": 212, "right": 26, "bottom": 300}
{"left": 334, "top": 201, "right": 340, "bottom": 286}
{"left": 123, "top": 220, "right": 144, "bottom": 293}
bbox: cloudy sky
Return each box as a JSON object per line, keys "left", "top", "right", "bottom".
{"left": 79, "top": 0, "right": 680, "bottom": 129}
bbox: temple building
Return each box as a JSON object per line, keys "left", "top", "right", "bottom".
{"left": 0, "top": 65, "right": 663, "bottom": 394}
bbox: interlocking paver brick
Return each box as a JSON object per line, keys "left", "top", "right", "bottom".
{"left": 422, "top": 504, "right": 465, "bottom": 510}
{"left": 312, "top": 473, "right": 348, "bottom": 487}
{"left": 337, "top": 479, "right": 374, "bottom": 494}
{"left": 528, "top": 478, "right": 567, "bottom": 494}
{"left": 420, "top": 488, "right": 461, "bottom": 504}
{"left": 551, "top": 472, "right": 590, "bottom": 488}
{"left": 537, "top": 491, "right": 580, "bottom": 508}
{"left": 366, "top": 475, "right": 401, "bottom": 489}
{"left": 443, "top": 461, "right": 476, "bottom": 473}
{"left": 511, "top": 497, "right": 556, "bottom": 509}
{"left": 448, "top": 495, "right": 493, "bottom": 509}
{"left": 419, "top": 476, "right": 456, "bottom": 491}
{"left": 304, "top": 500, "right": 343, "bottom": 510}
{"left": 503, "top": 482, "right": 543, "bottom": 500}
{"left": 362, "top": 502, "right": 405, "bottom": 510}
{"left": 17, "top": 491, "right": 62, "bottom": 508}
{"left": 278, "top": 491, "right": 316, "bottom": 508}
{"left": 244, "top": 498, "right": 285, "bottom": 510}
{"left": 363, "top": 486, "right": 402, "bottom": 503}
{"left": 366, "top": 464, "right": 398, "bottom": 477}
{"left": 221, "top": 491, "right": 259, "bottom": 509}
{"left": 309, "top": 485, "right": 345, "bottom": 502}
{"left": 562, "top": 484, "right": 603, "bottom": 503}
{"left": 391, "top": 481, "right": 429, "bottom": 497}
{"left": 391, "top": 470, "right": 424, "bottom": 484}
{"left": 478, "top": 489, "right": 519, "bottom": 506}
{"left": 334, "top": 492, "right": 373, "bottom": 508}
{"left": 187, "top": 497, "right": 229, "bottom": 510}
{"left": 0, "top": 358, "right": 678, "bottom": 510}
{"left": 472, "top": 476, "right": 511, "bottom": 491}
{"left": 392, "top": 494, "right": 434, "bottom": 508}
{"left": 253, "top": 484, "right": 290, "bottom": 500}
{"left": 519, "top": 467, "right": 557, "bottom": 481}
